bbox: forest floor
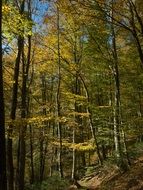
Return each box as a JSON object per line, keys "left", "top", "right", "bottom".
{"left": 77, "top": 156, "right": 143, "bottom": 190}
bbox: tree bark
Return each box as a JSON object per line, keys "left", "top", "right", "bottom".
{"left": 56, "top": 7, "right": 63, "bottom": 178}
{"left": 29, "top": 124, "right": 35, "bottom": 184}
{"left": 39, "top": 75, "right": 48, "bottom": 182}
{"left": 111, "top": 1, "right": 129, "bottom": 169}
{"left": 7, "top": 35, "right": 24, "bottom": 190}
{"left": 7, "top": 1, "right": 25, "bottom": 189}
{"left": 17, "top": 32, "right": 31, "bottom": 190}
{"left": 79, "top": 75, "right": 103, "bottom": 165}
{"left": 111, "top": 5, "right": 122, "bottom": 163}
{"left": 0, "top": 1, "right": 7, "bottom": 189}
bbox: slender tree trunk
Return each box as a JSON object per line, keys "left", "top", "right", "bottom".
{"left": 112, "top": 18, "right": 122, "bottom": 163}
{"left": 27, "top": 57, "right": 34, "bottom": 184}
{"left": 29, "top": 124, "right": 34, "bottom": 184}
{"left": 128, "top": 0, "right": 143, "bottom": 67}
{"left": 56, "top": 7, "right": 63, "bottom": 178}
{"left": 71, "top": 36, "right": 78, "bottom": 180}
{"left": 17, "top": 30, "right": 31, "bottom": 190}
{"left": 111, "top": 2, "right": 125, "bottom": 167}
{"left": 71, "top": 129, "right": 76, "bottom": 180}
{"left": 7, "top": 1, "right": 25, "bottom": 189}
{"left": 39, "top": 75, "right": 45, "bottom": 182}
{"left": 0, "top": 1, "right": 7, "bottom": 189}
{"left": 39, "top": 75, "right": 48, "bottom": 182}
{"left": 137, "top": 90, "right": 143, "bottom": 141}
{"left": 121, "top": 129, "right": 131, "bottom": 166}
{"left": 80, "top": 75, "right": 103, "bottom": 164}
{"left": 7, "top": 35, "right": 24, "bottom": 190}
{"left": 17, "top": 57, "right": 27, "bottom": 190}
{"left": 16, "top": 1, "right": 32, "bottom": 188}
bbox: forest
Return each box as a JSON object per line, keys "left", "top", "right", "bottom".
{"left": 1, "top": 0, "right": 143, "bottom": 190}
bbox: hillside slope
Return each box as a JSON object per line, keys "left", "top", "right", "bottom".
{"left": 78, "top": 156, "right": 143, "bottom": 190}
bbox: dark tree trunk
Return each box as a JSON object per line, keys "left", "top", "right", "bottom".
{"left": 7, "top": 35, "right": 24, "bottom": 190}
{"left": 39, "top": 75, "right": 48, "bottom": 182}
{"left": 29, "top": 124, "right": 35, "bottom": 184}
{"left": 128, "top": 0, "right": 143, "bottom": 67}
{"left": 0, "top": 1, "right": 7, "bottom": 189}
{"left": 7, "top": 1, "right": 25, "bottom": 189}
{"left": 17, "top": 33, "right": 31, "bottom": 190}
{"left": 16, "top": 1, "right": 32, "bottom": 189}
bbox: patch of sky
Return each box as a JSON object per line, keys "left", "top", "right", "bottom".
{"left": 32, "top": 1, "right": 49, "bottom": 23}
{"left": 32, "top": 0, "right": 49, "bottom": 32}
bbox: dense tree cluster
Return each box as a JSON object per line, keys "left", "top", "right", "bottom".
{"left": 0, "top": 0, "right": 143, "bottom": 189}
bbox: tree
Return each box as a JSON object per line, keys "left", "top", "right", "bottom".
{"left": 2, "top": 0, "right": 143, "bottom": 189}
{"left": 0, "top": 0, "right": 7, "bottom": 190}
{"left": 7, "top": 1, "right": 25, "bottom": 190}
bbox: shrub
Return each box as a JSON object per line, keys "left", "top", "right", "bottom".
{"left": 25, "top": 175, "right": 70, "bottom": 190}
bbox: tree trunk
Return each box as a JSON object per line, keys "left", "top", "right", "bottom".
{"left": 7, "top": 1, "right": 25, "bottom": 189}
{"left": 112, "top": 15, "right": 122, "bottom": 164}
{"left": 71, "top": 129, "right": 76, "bottom": 180}
{"left": 39, "top": 74, "right": 48, "bottom": 182}
{"left": 80, "top": 75, "right": 103, "bottom": 165}
{"left": 7, "top": 35, "right": 24, "bottom": 190}
{"left": 111, "top": 2, "right": 126, "bottom": 168}
{"left": 56, "top": 7, "right": 63, "bottom": 178}
{"left": 29, "top": 124, "right": 35, "bottom": 184}
{"left": 128, "top": 0, "right": 143, "bottom": 67}
{"left": 18, "top": 34, "right": 31, "bottom": 190}
{"left": 0, "top": 1, "right": 7, "bottom": 189}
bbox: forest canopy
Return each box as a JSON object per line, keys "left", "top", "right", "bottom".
{"left": 0, "top": 0, "right": 143, "bottom": 190}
